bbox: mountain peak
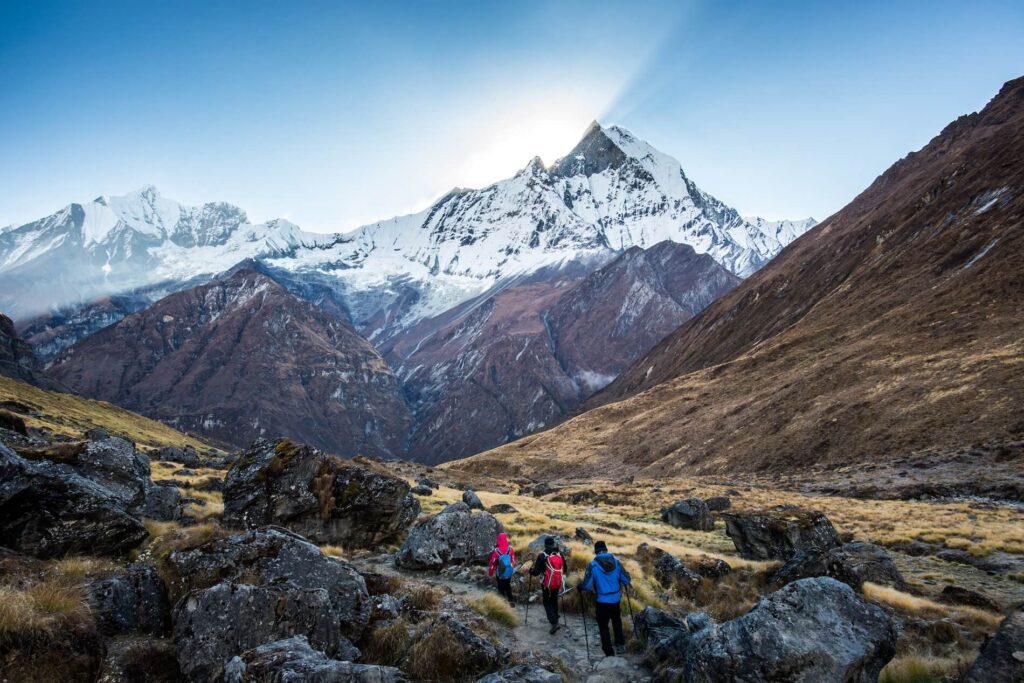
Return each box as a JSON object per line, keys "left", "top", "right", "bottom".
{"left": 549, "top": 120, "right": 629, "bottom": 178}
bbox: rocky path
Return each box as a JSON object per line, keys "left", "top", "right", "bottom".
{"left": 356, "top": 558, "right": 652, "bottom": 682}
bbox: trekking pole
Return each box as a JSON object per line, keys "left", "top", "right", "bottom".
{"left": 524, "top": 574, "right": 532, "bottom": 626}
{"left": 625, "top": 584, "right": 638, "bottom": 638}
{"left": 559, "top": 587, "right": 573, "bottom": 636}
{"left": 580, "top": 591, "right": 591, "bottom": 660}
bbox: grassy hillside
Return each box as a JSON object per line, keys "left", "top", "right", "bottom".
{"left": 0, "top": 375, "right": 217, "bottom": 452}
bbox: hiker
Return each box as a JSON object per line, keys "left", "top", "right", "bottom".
{"left": 529, "top": 536, "right": 566, "bottom": 634}
{"left": 487, "top": 532, "right": 517, "bottom": 605}
{"left": 577, "top": 540, "right": 631, "bottom": 656}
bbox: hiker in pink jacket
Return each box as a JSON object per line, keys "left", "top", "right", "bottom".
{"left": 487, "top": 532, "right": 516, "bottom": 605}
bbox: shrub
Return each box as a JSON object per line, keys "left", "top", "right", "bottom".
{"left": 469, "top": 594, "right": 520, "bottom": 628}
{"left": 360, "top": 618, "right": 412, "bottom": 667}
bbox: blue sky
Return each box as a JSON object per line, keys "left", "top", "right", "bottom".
{"left": 2, "top": 0, "right": 1022, "bottom": 232}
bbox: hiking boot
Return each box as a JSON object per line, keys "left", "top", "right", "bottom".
{"left": 614, "top": 644, "right": 625, "bottom": 655}
{"left": 549, "top": 623, "right": 561, "bottom": 635}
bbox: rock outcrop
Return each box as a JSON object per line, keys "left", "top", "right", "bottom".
{"left": 723, "top": 507, "right": 839, "bottom": 560}
{"left": 87, "top": 563, "right": 171, "bottom": 636}
{"left": 661, "top": 498, "right": 714, "bottom": 531}
{"left": 963, "top": 608, "right": 1024, "bottom": 683}
{"left": 223, "top": 439, "right": 419, "bottom": 548}
{"left": 682, "top": 578, "right": 897, "bottom": 681}
{"left": 770, "top": 541, "right": 904, "bottom": 591}
{"left": 217, "top": 636, "right": 407, "bottom": 682}
{"left": 0, "top": 443, "right": 148, "bottom": 557}
{"left": 396, "top": 502, "right": 503, "bottom": 569}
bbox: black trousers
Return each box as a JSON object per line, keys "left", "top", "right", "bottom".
{"left": 541, "top": 587, "right": 560, "bottom": 625}
{"left": 594, "top": 601, "right": 624, "bottom": 656}
{"left": 496, "top": 578, "right": 514, "bottom": 604}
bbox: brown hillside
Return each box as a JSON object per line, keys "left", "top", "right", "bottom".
{"left": 454, "top": 77, "right": 1024, "bottom": 480}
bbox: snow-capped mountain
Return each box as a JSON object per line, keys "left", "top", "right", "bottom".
{"left": 0, "top": 123, "right": 815, "bottom": 335}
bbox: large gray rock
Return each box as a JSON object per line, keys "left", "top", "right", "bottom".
{"left": 167, "top": 526, "right": 371, "bottom": 643}
{"left": 75, "top": 437, "right": 152, "bottom": 511}
{"left": 661, "top": 498, "right": 714, "bottom": 531}
{"left": 223, "top": 439, "right": 419, "bottom": 548}
{"left": 87, "top": 563, "right": 171, "bottom": 636}
{"left": 217, "top": 635, "right": 406, "bottom": 682}
{"left": 723, "top": 507, "right": 840, "bottom": 560}
{"left": 463, "top": 488, "right": 485, "bottom": 510}
{"left": 963, "top": 608, "right": 1024, "bottom": 683}
{"left": 155, "top": 445, "right": 202, "bottom": 468}
{"left": 0, "top": 443, "right": 148, "bottom": 557}
{"left": 634, "top": 607, "right": 712, "bottom": 661}
{"left": 396, "top": 505, "right": 504, "bottom": 569}
{"left": 476, "top": 664, "right": 562, "bottom": 682}
{"left": 771, "top": 541, "right": 904, "bottom": 591}
{"left": 174, "top": 582, "right": 361, "bottom": 681}
{"left": 143, "top": 482, "right": 184, "bottom": 521}
{"left": 705, "top": 496, "right": 731, "bottom": 512}
{"left": 683, "top": 578, "right": 897, "bottom": 682}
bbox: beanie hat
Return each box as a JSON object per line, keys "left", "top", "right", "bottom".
{"left": 544, "top": 536, "right": 556, "bottom": 550}
{"left": 594, "top": 540, "right": 608, "bottom": 554}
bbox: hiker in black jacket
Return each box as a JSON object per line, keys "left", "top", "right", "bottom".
{"left": 529, "top": 536, "right": 566, "bottom": 634}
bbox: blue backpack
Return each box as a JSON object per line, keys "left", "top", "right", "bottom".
{"left": 496, "top": 550, "right": 514, "bottom": 579}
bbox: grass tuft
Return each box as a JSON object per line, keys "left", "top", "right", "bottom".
{"left": 469, "top": 593, "right": 520, "bottom": 628}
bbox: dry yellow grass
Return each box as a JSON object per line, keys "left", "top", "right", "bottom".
{"left": 468, "top": 593, "right": 520, "bottom": 627}
{"left": 879, "top": 655, "right": 964, "bottom": 683}
{"left": 863, "top": 583, "right": 1002, "bottom": 628}
{"left": 0, "top": 375, "right": 215, "bottom": 451}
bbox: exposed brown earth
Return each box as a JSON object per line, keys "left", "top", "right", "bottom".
{"left": 456, "top": 76, "right": 1024, "bottom": 480}
{"left": 48, "top": 267, "right": 412, "bottom": 457}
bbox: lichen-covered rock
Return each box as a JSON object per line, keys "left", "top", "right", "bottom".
{"left": 0, "top": 444, "right": 148, "bottom": 557}
{"left": 143, "top": 482, "right": 183, "bottom": 521}
{"left": 396, "top": 505, "right": 504, "bottom": 569}
{"left": 87, "top": 563, "right": 171, "bottom": 636}
{"left": 683, "top": 578, "right": 897, "bottom": 682}
{"left": 476, "top": 664, "right": 562, "bottom": 682}
{"left": 174, "top": 582, "right": 362, "bottom": 681}
{"left": 223, "top": 439, "right": 419, "bottom": 548}
{"left": 652, "top": 553, "right": 702, "bottom": 597}
{"left": 634, "top": 607, "right": 713, "bottom": 661}
{"left": 661, "top": 499, "right": 714, "bottom": 531}
{"left": 96, "top": 636, "right": 182, "bottom": 683}
{"left": 770, "top": 541, "right": 904, "bottom": 591}
{"left": 167, "top": 526, "right": 371, "bottom": 643}
{"left": 216, "top": 635, "right": 406, "bottom": 682}
{"left": 723, "top": 507, "right": 840, "bottom": 560}
{"left": 705, "top": 496, "right": 731, "bottom": 512}
{"left": 463, "top": 488, "right": 485, "bottom": 510}
{"left": 75, "top": 437, "right": 151, "bottom": 511}
{"left": 963, "top": 608, "right": 1024, "bottom": 683}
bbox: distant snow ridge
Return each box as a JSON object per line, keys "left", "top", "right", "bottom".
{"left": 0, "top": 123, "right": 815, "bottom": 332}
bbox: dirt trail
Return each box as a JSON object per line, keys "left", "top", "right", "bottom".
{"left": 358, "top": 559, "right": 652, "bottom": 682}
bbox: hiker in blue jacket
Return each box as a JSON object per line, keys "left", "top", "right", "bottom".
{"left": 577, "top": 540, "right": 631, "bottom": 656}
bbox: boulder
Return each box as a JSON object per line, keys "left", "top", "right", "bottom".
{"left": 575, "top": 527, "right": 594, "bottom": 544}
{"left": 635, "top": 607, "right": 712, "bottom": 661}
{"left": 723, "top": 507, "right": 839, "bottom": 560}
{"left": 652, "top": 553, "right": 702, "bottom": 597}
{"left": 143, "top": 482, "right": 183, "bottom": 521}
{"left": 96, "top": 636, "right": 182, "bottom": 683}
{"left": 527, "top": 535, "right": 572, "bottom": 558}
{"left": 463, "top": 488, "right": 485, "bottom": 510}
{"left": 74, "top": 437, "right": 152, "bottom": 512}
{"left": 705, "top": 496, "right": 731, "bottom": 512}
{"left": 938, "top": 584, "right": 1001, "bottom": 612}
{"left": 411, "top": 484, "right": 433, "bottom": 496}
{"left": 418, "top": 477, "right": 439, "bottom": 489}
{"left": 154, "top": 445, "right": 202, "bottom": 468}
{"left": 168, "top": 526, "right": 371, "bottom": 642}
{"left": 174, "top": 582, "right": 362, "bottom": 681}
{"left": 683, "top": 577, "right": 897, "bottom": 682}
{"left": 421, "top": 614, "right": 509, "bottom": 678}
{"left": 223, "top": 438, "right": 420, "bottom": 548}
{"left": 87, "top": 563, "right": 171, "bottom": 636}
{"left": 476, "top": 664, "right": 561, "bottom": 682}
{"left": 696, "top": 557, "right": 732, "bottom": 580}
{"left": 85, "top": 427, "right": 111, "bottom": 441}
{"left": 661, "top": 499, "right": 714, "bottom": 531}
{"left": 0, "top": 443, "right": 148, "bottom": 557}
{"left": 488, "top": 503, "right": 518, "bottom": 514}
{"left": 770, "top": 541, "right": 904, "bottom": 591}
{"left": 531, "top": 482, "right": 556, "bottom": 497}
{"left": 217, "top": 635, "right": 407, "bottom": 682}
{"left": 963, "top": 608, "right": 1024, "bottom": 683}
{"left": 396, "top": 505, "right": 504, "bottom": 569}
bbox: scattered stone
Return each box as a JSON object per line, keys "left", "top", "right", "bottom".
{"left": 962, "top": 608, "right": 1024, "bottom": 683}
{"left": 463, "top": 488, "right": 485, "bottom": 510}
{"left": 87, "top": 563, "right": 170, "bottom": 636}
{"left": 723, "top": 507, "right": 839, "bottom": 560}
{"left": 154, "top": 445, "right": 201, "bottom": 468}
{"left": 396, "top": 504, "right": 504, "bottom": 569}
{"left": 771, "top": 541, "right": 904, "bottom": 591}
{"left": 488, "top": 503, "right": 518, "bottom": 514}
{"left": 683, "top": 578, "right": 897, "bottom": 681}
{"left": 0, "top": 443, "right": 148, "bottom": 558}
{"left": 476, "top": 664, "right": 561, "bottom": 682}
{"left": 661, "top": 498, "right": 714, "bottom": 531}
{"left": 696, "top": 557, "right": 732, "bottom": 580}
{"left": 175, "top": 467, "right": 197, "bottom": 477}
{"left": 705, "top": 496, "right": 731, "bottom": 512}
{"left": 96, "top": 636, "right": 181, "bottom": 683}
{"left": 939, "top": 585, "right": 1001, "bottom": 612}
{"left": 216, "top": 635, "right": 406, "bottom": 683}
{"left": 575, "top": 527, "right": 594, "bottom": 544}
{"left": 223, "top": 438, "right": 420, "bottom": 548}
{"left": 531, "top": 482, "right": 556, "bottom": 497}
{"left": 411, "top": 484, "right": 433, "bottom": 496}
{"left": 418, "top": 477, "right": 439, "bottom": 489}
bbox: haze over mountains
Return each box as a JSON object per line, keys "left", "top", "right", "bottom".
{"left": 1, "top": 123, "right": 812, "bottom": 460}
{"left": 460, "top": 76, "right": 1024, "bottom": 481}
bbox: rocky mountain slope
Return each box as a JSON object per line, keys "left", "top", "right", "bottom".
{"left": 390, "top": 241, "right": 740, "bottom": 462}
{"left": 1, "top": 124, "right": 813, "bottom": 344}
{"left": 48, "top": 266, "right": 411, "bottom": 457}
{"left": 457, "top": 76, "right": 1024, "bottom": 479}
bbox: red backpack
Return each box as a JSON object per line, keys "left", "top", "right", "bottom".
{"left": 542, "top": 552, "right": 564, "bottom": 590}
